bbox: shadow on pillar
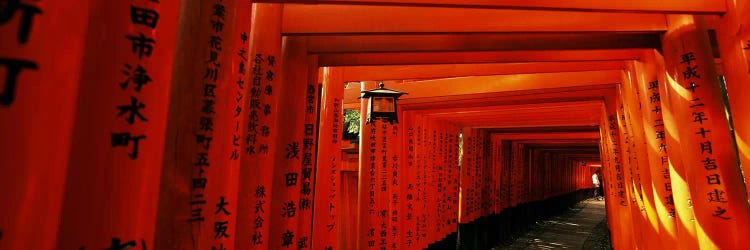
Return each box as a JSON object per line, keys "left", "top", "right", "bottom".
{"left": 446, "top": 189, "right": 593, "bottom": 250}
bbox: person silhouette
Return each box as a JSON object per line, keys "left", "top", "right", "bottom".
{"left": 592, "top": 170, "right": 602, "bottom": 200}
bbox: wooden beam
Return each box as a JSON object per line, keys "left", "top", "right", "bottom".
{"left": 419, "top": 100, "right": 603, "bottom": 116}
{"left": 378, "top": 70, "right": 621, "bottom": 100}
{"left": 343, "top": 84, "right": 616, "bottom": 114}
{"left": 267, "top": 1, "right": 724, "bottom": 14}
{"left": 488, "top": 126, "right": 599, "bottom": 134}
{"left": 343, "top": 70, "right": 622, "bottom": 104}
{"left": 456, "top": 118, "right": 601, "bottom": 128}
{"left": 319, "top": 49, "right": 646, "bottom": 66}
{"left": 418, "top": 101, "right": 603, "bottom": 127}
{"left": 303, "top": 33, "right": 661, "bottom": 53}
{"left": 489, "top": 132, "right": 601, "bottom": 140}
{"left": 338, "top": 61, "right": 626, "bottom": 81}
{"left": 282, "top": 4, "right": 671, "bottom": 34}
{"left": 514, "top": 139, "right": 600, "bottom": 145}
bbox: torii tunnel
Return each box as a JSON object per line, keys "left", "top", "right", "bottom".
{"left": 4, "top": 1, "right": 750, "bottom": 250}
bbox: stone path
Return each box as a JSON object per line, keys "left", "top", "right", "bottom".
{"left": 494, "top": 199, "right": 610, "bottom": 250}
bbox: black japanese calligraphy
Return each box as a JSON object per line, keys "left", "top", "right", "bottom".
{"left": 120, "top": 64, "right": 152, "bottom": 92}
{"left": 0, "top": 58, "right": 37, "bottom": 106}
{"left": 125, "top": 33, "right": 156, "bottom": 59}
{"left": 282, "top": 230, "right": 294, "bottom": 248}
{"left": 130, "top": 5, "right": 159, "bottom": 28}
{"left": 117, "top": 96, "right": 148, "bottom": 124}
{"left": 0, "top": 1, "right": 41, "bottom": 44}
{"left": 111, "top": 132, "right": 146, "bottom": 159}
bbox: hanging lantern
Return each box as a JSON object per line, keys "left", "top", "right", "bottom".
{"left": 360, "top": 82, "right": 407, "bottom": 124}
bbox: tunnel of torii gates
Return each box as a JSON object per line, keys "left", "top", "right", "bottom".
{"left": 5, "top": 1, "right": 750, "bottom": 250}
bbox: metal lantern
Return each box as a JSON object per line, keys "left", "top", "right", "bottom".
{"left": 360, "top": 82, "right": 407, "bottom": 124}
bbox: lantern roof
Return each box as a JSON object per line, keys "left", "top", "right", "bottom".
{"left": 360, "top": 82, "right": 408, "bottom": 99}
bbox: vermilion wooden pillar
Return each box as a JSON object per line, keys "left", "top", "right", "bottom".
{"left": 603, "top": 94, "right": 636, "bottom": 250}
{"left": 400, "top": 111, "right": 417, "bottom": 249}
{"left": 443, "top": 121, "right": 459, "bottom": 240}
{"left": 600, "top": 112, "right": 626, "bottom": 249}
{"left": 662, "top": 14, "right": 750, "bottom": 248}
{"left": 509, "top": 141, "right": 520, "bottom": 207}
{"left": 458, "top": 127, "right": 469, "bottom": 223}
{"left": 716, "top": 1, "right": 750, "bottom": 200}
{"left": 153, "top": 1, "right": 241, "bottom": 249}
{"left": 57, "top": 0, "right": 182, "bottom": 248}
{"left": 296, "top": 53, "right": 320, "bottom": 250}
{"left": 460, "top": 127, "right": 480, "bottom": 224}
{"left": 598, "top": 112, "right": 620, "bottom": 249}
{"left": 429, "top": 117, "right": 444, "bottom": 245}
{"left": 268, "top": 36, "right": 317, "bottom": 249}
{"left": 424, "top": 117, "right": 436, "bottom": 245}
{"left": 311, "top": 67, "right": 344, "bottom": 250}
{"left": 449, "top": 124, "right": 460, "bottom": 234}
{"left": 491, "top": 136, "right": 502, "bottom": 213}
{"left": 633, "top": 53, "right": 679, "bottom": 248}
{"left": 616, "top": 90, "right": 649, "bottom": 249}
{"left": 236, "top": 3, "right": 281, "bottom": 250}
{"left": 621, "top": 66, "right": 662, "bottom": 249}
{"left": 413, "top": 114, "right": 426, "bottom": 249}
{"left": 655, "top": 50, "right": 700, "bottom": 250}
{"left": 357, "top": 81, "right": 377, "bottom": 250}
{"left": 386, "top": 111, "right": 403, "bottom": 250}
{"left": 0, "top": 1, "right": 89, "bottom": 249}
{"left": 225, "top": 1, "right": 253, "bottom": 248}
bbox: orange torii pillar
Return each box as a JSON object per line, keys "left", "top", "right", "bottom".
{"left": 617, "top": 87, "right": 650, "bottom": 248}
{"left": 615, "top": 91, "right": 649, "bottom": 249}
{"left": 662, "top": 14, "right": 750, "bottom": 248}
{"left": 490, "top": 137, "right": 502, "bottom": 214}
{"left": 0, "top": 1, "right": 89, "bottom": 249}
{"left": 632, "top": 52, "right": 680, "bottom": 249}
{"left": 458, "top": 127, "right": 471, "bottom": 224}
{"left": 530, "top": 148, "right": 541, "bottom": 202}
{"left": 435, "top": 118, "right": 458, "bottom": 246}
{"left": 312, "top": 67, "right": 344, "bottom": 250}
{"left": 716, "top": 1, "right": 750, "bottom": 200}
{"left": 56, "top": 0, "right": 182, "bottom": 249}
{"left": 599, "top": 110, "right": 625, "bottom": 250}
{"left": 424, "top": 117, "right": 438, "bottom": 245}
{"left": 357, "top": 81, "right": 387, "bottom": 250}
{"left": 447, "top": 124, "right": 460, "bottom": 238}
{"left": 501, "top": 140, "right": 512, "bottom": 211}
{"left": 401, "top": 111, "right": 419, "bottom": 249}
{"left": 414, "top": 114, "right": 427, "bottom": 249}
{"left": 601, "top": 97, "right": 636, "bottom": 250}
{"left": 510, "top": 141, "right": 523, "bottom": 207}
{"left": 654, "top": 49, "right": 701, "bottom": 250}
{"left": 226, "top": 1, "right": 253, "bottom": 247}
{"left": 621, "top": 64, "right": 662, "bottom": 249}
{"left": 598, "top": 112, "right": 616, "bottom": 245}
{"left": 387, "top": 102, "right": 403, "bottom": 250}
{"left": 432, "top": 121, "right": 445, "bottom": 243}
{"left": 236, "top": 3, "right": 280, "bottom": 250}
{"left": 268, "top": 36, "right": 319, "bottom": 249}
{"left": 298, "top": 46, "right": 320, "bottom": 250}
{"left": 154, "top": 0, "right": 246, "bottom": 249}
{"left": 460, "top": 127, "right": 481, "bottom": 224}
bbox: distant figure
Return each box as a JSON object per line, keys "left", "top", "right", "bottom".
{"left": 592, "top": 170, "right": 602, "bottom": 200}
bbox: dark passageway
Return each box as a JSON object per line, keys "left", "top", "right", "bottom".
{"left": 3, "top": 1, "right": 750, "bottom": 250}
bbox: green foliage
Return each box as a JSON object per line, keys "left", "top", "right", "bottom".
{"left": 343, "top": 109, "right": 360, "bottom": 134}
